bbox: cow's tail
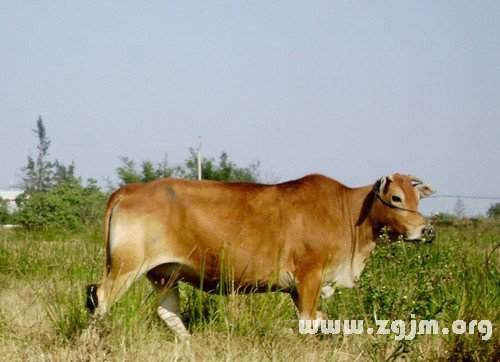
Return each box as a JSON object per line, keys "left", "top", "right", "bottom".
{"left": 86, "top": 183, "right": 141, "bottom": 314}
{"left": 103, "top": 183, "right": 141, "bottom": 275}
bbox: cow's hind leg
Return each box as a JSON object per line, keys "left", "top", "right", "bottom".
{"left": 147, "top": 270, "right": 190, "bottom": 340}
{"left": 156, "top": 285, "right": 190, "bottom": 339}
{"left": 88, "top": 262, "right": 151, "bottom": 319}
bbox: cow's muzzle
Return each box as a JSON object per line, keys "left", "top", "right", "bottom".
{"left": 418, "top": 225, "right": 436, "bottom": 244}
{"left": 407, "top": 225, "right": 435, "bottom": 243}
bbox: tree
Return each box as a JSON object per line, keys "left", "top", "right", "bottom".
{"left": 15, "top": 117, "right": 106, "bottom": 231}
{"left": 140, "top": 159, "right": 178, "bottom": 182}
{"left": 21, "top": 116, "right": 53, "bottom": 191}
{"left": 453, "top": 199, "right": 466, "bottom": 219}
{"left": 116, "top": 150, "right": 260, "bottom": 186}
{"left": 116, "top": 156, "right": 179, "bottom": 186}
{"left": 20, "top": 116, "right": 75, "bottom": 191}
{"left": 182, "top": 149, "right": 260, "bottom": 182}
{"left": 116, "top": 157, "right": 142, "bottom": 185}
{"left": 487, "top": 203, "right": 500, "bottom": 218}
{"left": 53, "top": 160, "right": 76, "bottom": 185}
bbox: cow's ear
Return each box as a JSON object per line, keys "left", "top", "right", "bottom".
{"left": 411, "top": 176, "right": 436, "bottom": 198}
{"left": 374, "top": 175, "right": 392, "bottom": 194}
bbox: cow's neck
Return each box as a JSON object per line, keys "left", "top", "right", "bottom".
{"left": 343, "top": 185, "right": 379, "bottom": 285}
{"left": 350, "top": 184, "right": 377, "bottom": 236}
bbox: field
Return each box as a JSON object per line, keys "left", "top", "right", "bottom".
{"left": 1, "top": 220, "right": 498, "bottom": 361}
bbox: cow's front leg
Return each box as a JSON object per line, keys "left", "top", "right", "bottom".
{"left": 294, "top": 268, "right": 324, "bottom": 321}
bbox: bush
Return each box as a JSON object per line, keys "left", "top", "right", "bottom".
{"left": 487, "top": 203, "right": 500, "bottom": 218}
{"left": 0, "top": 197, "right": 13, "bottom": 224}
{"left": 14, "top": 178, "right": 106, "bottom": 231}
{"left": 430, "top": 212, "right": 457, "bottom": 227}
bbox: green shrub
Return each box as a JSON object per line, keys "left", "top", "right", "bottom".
{"left": 14, "top": 178, "right": 106, "bottom": 231}
{"left": 487, "top": 203, "right": 500, "bottom": 218}
{"left": 0, "top": 197, "right": 13, "bottom": 224}
{"left": 431, "top": 212, "right": 457, "bottom": 227}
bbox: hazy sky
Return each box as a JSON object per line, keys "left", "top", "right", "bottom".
{"left": 1, "top": 2, "right": 499, "bottom": 216}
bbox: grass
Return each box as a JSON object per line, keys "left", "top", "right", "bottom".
{"left": 0, "top": 220, "right": 498, "bottom": 361}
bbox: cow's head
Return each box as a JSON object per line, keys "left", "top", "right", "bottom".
{"left": 372, "top": 174, "right": 436, "bottom": 242}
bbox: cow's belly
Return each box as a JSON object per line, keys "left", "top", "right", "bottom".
{"left": 147, "top": 260, "right": 294, "bottom": 294}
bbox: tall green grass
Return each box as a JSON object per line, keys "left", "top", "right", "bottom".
{"left": 0, "top": 221, "right": 498, "bottom": 361}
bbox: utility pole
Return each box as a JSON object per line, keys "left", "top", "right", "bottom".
{"left": 444, "top": 191, "right": 448, "bottom": 213}
{"left": 197, "top": 136, "right": 202, "bottom": 180}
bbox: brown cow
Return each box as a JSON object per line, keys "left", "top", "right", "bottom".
{"left": 86, "top": 173, "right": 435, "bottom": 339}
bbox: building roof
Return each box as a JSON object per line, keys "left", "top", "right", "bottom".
{"left": 0, "top": 190, "right": 23, "bottom": 200}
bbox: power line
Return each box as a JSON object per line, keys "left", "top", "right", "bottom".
{"left": 429, "top": 195, "right": 500, "bottom": 200}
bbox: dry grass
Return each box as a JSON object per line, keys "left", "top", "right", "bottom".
{"left": 0, "top": 280, "right": 360, "bottom": 361}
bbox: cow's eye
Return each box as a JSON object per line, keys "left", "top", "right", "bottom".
{"left": 391, "top": 195, "right": 402, "bottom": 203}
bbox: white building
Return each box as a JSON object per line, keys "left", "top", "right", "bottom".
{"left": 0, "top": 190, "right": 23, "bottom": 212}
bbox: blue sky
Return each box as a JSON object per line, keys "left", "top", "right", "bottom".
{"left": 1, "top": 1, "right": 499, "bottom": 215}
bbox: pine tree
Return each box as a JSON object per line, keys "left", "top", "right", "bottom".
{"left": 21, "top": 116, "right": 54, "bottom": 191}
